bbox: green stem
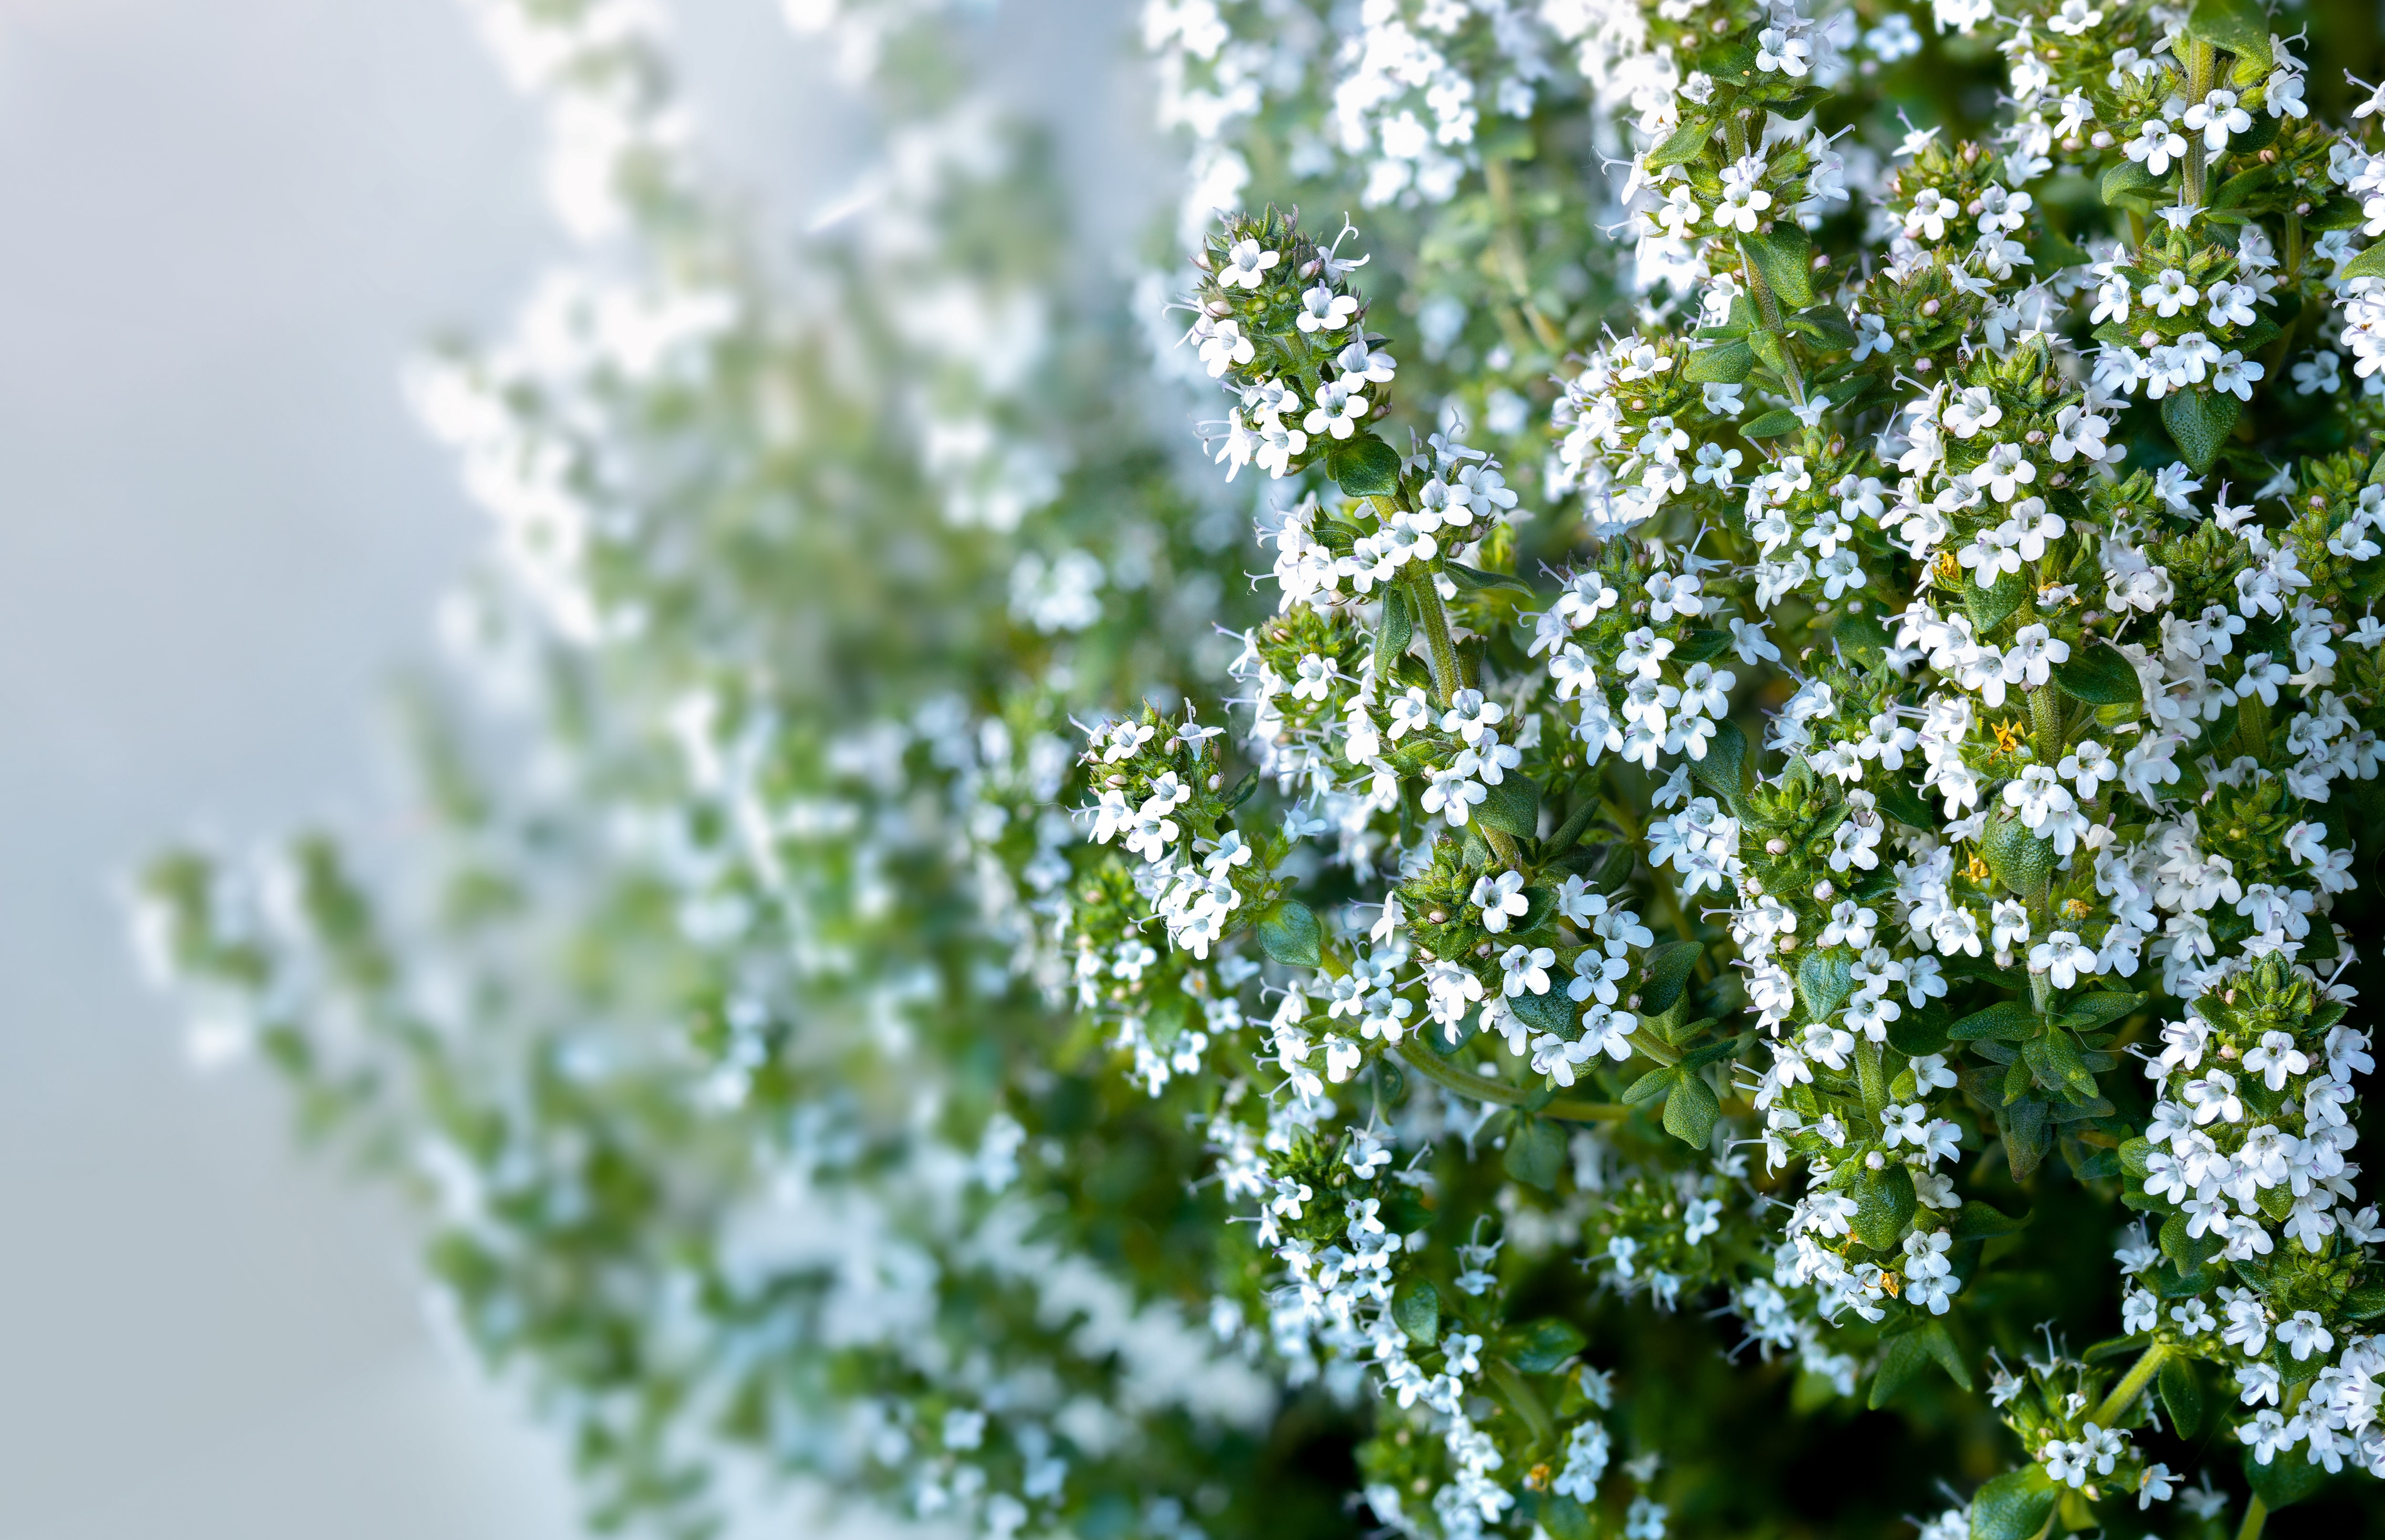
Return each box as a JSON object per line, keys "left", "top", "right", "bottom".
{"left": 1624, "top": 1028, "right": 1682, "bottom": 1068}
{"left": 2091, "top": 1342, "right": 2169, "bottom": 1428}
{"left": 2235, "top": 1496, "right": 2268, "bottom": 1540}
{"left": 1394, "top": 1039, "right": 1627, "bottom": 1121}
{"left": 2027, "top": 683, "right": 2064, "bottom": 759}
{"left": 1724, "top": 113, "right": 1806, "bottom": 408}
{"left": 2183, "top": 41, "right": 2215, "bottom": 208}
{"left": 1401, "top": 567, "right": 1522, "bottom": 867}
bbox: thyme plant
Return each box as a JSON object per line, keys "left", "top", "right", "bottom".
{"left": 129, "top": 0, "right": 2385, "bottom": 1536}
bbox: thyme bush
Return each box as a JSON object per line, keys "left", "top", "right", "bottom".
{"left": 135, "top": 0, "right": 2385, "bottom": 1536}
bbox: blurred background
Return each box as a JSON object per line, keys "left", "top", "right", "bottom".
{"left": 0, "top": 0, "right": 1154, "bottom": 1532}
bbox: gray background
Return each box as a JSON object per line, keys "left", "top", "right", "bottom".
{"left": 0, "top": 0, "right": 1160, "bottom": 1533}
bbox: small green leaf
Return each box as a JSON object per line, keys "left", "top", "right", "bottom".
{"left": 1326, "top": 433, "right": 1402, "bottom": 496}
{"left": 1968, "top": 1466, "right": 2059, "bottom": 1540}
{"left": 1374, "top": 586, "right": 1413, "bottom": 677}
{"left": 1887, "top": 1011, "right": 1950, "bottom": 1057}
{"left": 1981, "top": 811, "right": 2056, "bottom": 900}
{"left": 1796, "top": 948, "right": 1855, "bottom": 1022}
{"left": 1474, "top": 775, "right": 1540, "bottom": 839}
{"left": 1950, "top": 1200, "right": 2029, "bottom": 1240}
{"left": 1537, "top": 1495, "right": 1594, "bottom": 1540}
{"left": 1644, "top": 116, "right": 1712, "bottom": 169}
{"left": 1392, "top": 1280, "right": 1441, "bottom": 1346}
{"left": 1788, "top": 304, "right": 1855, "bottom": 349}
{"left": 2159, "top": 1354, "right": 2205, "bottom": 1439}
{"left": 1509, "top": 986, "right": 1574, "bottom": 1038}
{"left": 2306, "top": 195, "right": 2366, "bottom": 231}
{"left": 1444, "top": 562, "right": 1536, "bottom": 598}
{"left": 1637, "top": 940, "right": 1702, "bottom": 1016}
{"left": 1621, "top": 1067, "right": 1676, "bottom": 1107}
{"left": 2186, "top": 0, "right": 2271, "bottom": 70}
{"left": 2053, "top": 642, "right": 2142, "bottom": 705}
{"left": 1683, "top": 339, "right": 1754, "bottom": 383}
{"left": 2052, "top": 990, "right": 2148, "bottom": 1030}
{"left": 1688, "top": 718, "right": 1747, "bottom": 807}
{"left": 1875, "top": 777, "right": 1935, "bottom": 830}
{"left": 2026, "top": 226, "right": 2090, "bottom": 269}
{"left": 1256, "top": 899, "right": 1323, "bottom": 968}
{"left": 2161, "top": 388, "right": 2242, "bottom": 477}
{"left": 1508, "top": 1316, "right": 1587, "bottom": 1374}
{"left": 2243, "top": 1443, "right": 2327, "bottom": 1510}
{"left": 2023, "top": 1029, "right": 2100, "bottom": 1103}
{"left": 1661, "top": 1068, "right": 1720, "bottom": 1147}
{"left": 1738, "top": 224, "right": 1815, "bottom": 309}
{"left": 1740, "top": 407, "right": 1802, "bottom": 438}
{"left": 1918, "top": 1317, "right": 1972, "bottom": 1388}
{"left": 1963, "top": 566, "right": 2027, "bottom": 636}
{"left": 1869, "top": 1329, "right": 1934, "bottom": 1409}
{"left": 1504, "top": 1116, "right": 1567, "bottom": 1189}
{"left": 1670, "top": 628, "right": 1732, "bottom": 663}
{"left": 2341, "top": 244, "right": 2385, "bottom": 283}
{"left": 1852, "top": 1162, "right": 1916, "bottom": 1251}
{"left": 2100, "top": 159, "right": 2163, "bottom": 207}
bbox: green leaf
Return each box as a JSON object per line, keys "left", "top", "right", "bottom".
{"left": 1875, "top": 777, "right": 1935, "bottom": 830}
{"left": 1788, "top": 304, "right": 1856, "bottom": 349}
{"left": 2243, "top": 1443, "right": 2327, "bottom": 1510}
{"left": 1982, "top": 811, "right": 2056, "bottom": 900}
{"left": 2306, "top": 195, "right": 2367, "bottom": 231}
{"left": 1671, "top": 628, "right": 1732, "bottom": 663}
{"left": 2341, "top": 244, "right": 2385, "bottom": 283}
{"left": 1637, "top": 940, "right": 1702, "bottom": 1016}
{"left": 1661, "top": 1068, "right": 1720, "bottom": 1148}
{"left": 1868, "top": 1329, "right": 1934, "bottom": 1409}
{"left": 1474, "top": 774, "right": 1540, "bottom": 839}
{"left": 1852, "top": 1162, "right": 1917, "bottom": 1251}
{"left": 1688, "top": 718, "right": 1747, "bottom": 807}
{"left": 1256, "top": 899, "right": 1323, "bottom": 968}
{"left": 1683, "top": 339, "right": 1754, "bottom": 383}
{"left": 1740, "top": 407, "right": 1802, "bottom": 438}
{"left": 2344, "top": 1283, "right": 2385, "bottom": 1320}
{"left": 2159, "top": 1354, "right": 2205, "bottom": 1439}
{"left": 1738, "top": 224, "right": 1815, "bottom": 309}
{"left": 1999, "top": 1096, "right": 2053, "bottom": 1182}
{"left": 1918, "top": 1316, "right": 1973, "bottom": 1388}
{"left": 1508, "top": 1316, "right": 1587, "bottom": 1374}
{"left": 1374, "top": 586, "right": 1413, "bottom": 678}
{"left": 2053, "top": 641, "right": 2142, "bottom": 705}
{"left": 2186, "top": 0, "right": 2271, "bottom": 70}
{"left": 1536, "top": 1495, "right": 1593, "bottom": 1540}
{"left": 1644, "top": 116, "right": 1712, "bottom": 169}
{"left": 2023, "top": 1029, "right": 2100, "bottom": 1103}
{"left": 1949, "top": 1000, "right": 2038, "bottom": 1042}
{"left": 1963, "top": 566, "right": 2026, "bottom": 636}
{"left": 2100, "top": 160, "right": 2163, "bottom": 207}
{"left": 1504, "top": 1115, "right": 1567, "bottom": 1189}
{"left": 2162, "top": 388, "right": 2242, "bottom": 477}
{"left": 1444, "top": 561, "right": 1536, "bottom": 598}
{"left": 1968, "top": 1467, "right": 2059, "bottom": 1540}
{"left": 1888, "top": 1011, "right": 1949, "bottom": 1057}
{"left": 1621, "top": 1067, "right": 1676, "bottom": 1106}
{"left": 1510, "top": 985, "right": 1574, "bottom": 1037}
{"left": 2052, "top": 990, "right": 2148, "bottom": 1031}
{"left": 1326, "top": 432, "right": 1402, "bottom": 496}
{"left": 1950, "top": 1200, "right": 2029, "bottom": 1240}
{"left": 1796, "top": 948, "right": 1855, "bottom": 1022}
{"left": 1392, "top": 1280, "right": 1441, "bottom": 1346}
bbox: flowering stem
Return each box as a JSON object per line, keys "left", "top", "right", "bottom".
{"left": 1394, "top": 1039, "right": 1628, "bottom": 1121}
{"left": 1855, "top": 1036, "right": 1887, "bottom": 1121}
{"left": 1485, "top": 158, "right": 1565, "bottom": 357}
{"left": 1724, "top": 115, "right": 1807, "bottom": 408}
{"left": 2089, "top": 1341, "right": 2169, "bottom": 1428}
{"left": 2235, "top": 1496, "right": 2268, "bottom": 1540}
{"left": 2182, "top": 41, "right": 2215, "bottom": 209}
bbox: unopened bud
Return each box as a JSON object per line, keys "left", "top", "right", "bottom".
{"left": 1812, "top": 880, "right": 1834, "bottom": 900}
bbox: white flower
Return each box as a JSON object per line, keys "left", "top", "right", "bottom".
{"left": 1216, "top": 237, "right": 1281, "bottom": 289}
{"left": 2124, "top": 118, "right": 2187, "bottom": 176}
{"left": 1471, "top": 869, "right": 1530, "bottom": 932}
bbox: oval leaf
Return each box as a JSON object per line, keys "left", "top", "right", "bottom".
{"left": 1637, "top": 940, "right": 1702, "bottom": 1016}
{"left": 1661, "top": 1068, "right": 1719, "bottom": 1148}
{"left": 1256, "top": 899, "right": 1323, "bottom": 968}
{"left": 2053, "top": 642, "right": 2142, "bottom": 705}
